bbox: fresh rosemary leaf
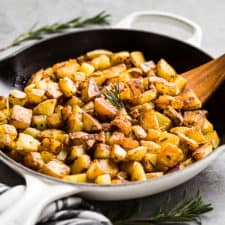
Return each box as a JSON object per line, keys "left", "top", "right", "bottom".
{"left": 0, "top": 11, "right": 110, "bottom": 51}
{"left": 112, "top": 191, "right": 213, "bottom": 225}
{"left": 102, "top": 83, "right": 125, "bottom": 109}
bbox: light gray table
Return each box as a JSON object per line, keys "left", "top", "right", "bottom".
{"left": 0, "top": 0, "right": 225, "bottom": 224}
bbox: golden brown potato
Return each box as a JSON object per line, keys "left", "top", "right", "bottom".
{"left": 157, "top": 143, "right": 184, "bottom": 168}
{"left": 140, "top": 109, "right": 159, "bottom": 130}
{"left": 32, "top": 115, "right": 47, "bottom": 130}
{"left": 156, "top": 59, "right": 176, "bottom": 81}
{"left": 142, "top": 153, "right": 158, "bottom": 172}
{"left": 0, "top": 96, "right": 7, "bottom": 110}
{"left": 47, "top": 113, "right": 63, "bottom": 129}
{"left": 94, "top": 143, "right": 111, "bottom": 159}
{"left": 132, "top": 125, "right": 147, "bottom": 139}
{"left": 24, "top": 152, "right": 44, "bottom": 169}
{"left": 82, "top": 78, "right": 100, "bottom": 102}
{"left": 71, "top": 154, "right": 91, "bottom": 174}
{"left": 59, "top": 77, "right": 77, "bottom": 97}
{"left": 10, "top": 105, "right": 32, "bottom": 129}
{"left": 130, "top": 51, "right": 145, "bottom": 67}
{"left": 80, "top": 62, "right": 95, "bottom": 75}
{"left": 192, "top": 143, "right": 213, "bottom": 160}
{"left": 94, "top": 97, "right": 117, "bottom": 118}
{"left": 63, "top": 173, "right": 87, "bottom": 183}
{"left": 127, "top": 146, "right": 147, "bottom": 161}
{"left": 26, "top": 89, "right": 46, "bottom": 105}
{"left": 111, "top": 51, "right": 130, "bottom": 65}
{"left": 111, "top": 144, "right": 127, "bottom": 162}
{"left": 95, "top": 174, "right": 111, "bottom": 184}
{"left": 82, "top": 112, "right": 102, "bottom": 132}
{"left": 33, "top": 99, "right": 57, "bottom": 116}
{"left": 86, "top": 49, "right": 112, "bottom": 59}
{"left": 146, "top": 172, "right": 163, "bottom": 179}
{"left": 8, "top": 90, "right": 27, "bottom": 106}
{"left": 16, "top": 133, "right": 40, "bottom": 152}
{"left": 90, "top": 55, "right": 111, "bottom": 70}
{"left": 40, "top": 159, "right": 70, "bottom": 178}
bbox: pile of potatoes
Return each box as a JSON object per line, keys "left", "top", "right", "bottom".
{"left": 0, "top": 49, "right": 219, "bottom": 184}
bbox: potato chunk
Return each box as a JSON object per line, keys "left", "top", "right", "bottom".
{"left": 156, "top": 58, "right": 176, "bottom": 81}
{"left": 8, "top": 90, "right": 27, "bottom": 106}
{"left": 63, "top": 174, "right": 87, "bottom": 183}
{"left": 82, "top": 112, "right": 102, "bottom": 132}
{"left": 59, "top": 77, "right": 77, "bottom": 97}
{"left": 71, "top": 154, "right": 91, "bottom": 174}
{"left": 94, "top": 97, "right": 117, "bottom": 118}
{"left": 16, "top": 133, "right": 40, "bottom": 152}
{"left": 192, "top": 143, "right": 213, "bottom": 160}
{"left": 127, "top": 146, "right": 147, "bottom": 161}
{"left": 10, "top": 105, "right": 32, "bottom": 129}
{"left": 140, "top": 110, "right": 159, "bottom": 130}
{"left": 41, "top": 159, "right": 70, "bottom": 178}
{"left": 111, "top": 144, "right": 127, "bottom": 162}
{"left": 157, "top": 143, "right": 184, "bottom": 168}
{"left": 132, "top": 125, "right": 147, "bottom": 139}
{"left": 130, "top": 51, "right": 145, "bottom": 67}
{"left": 82, "top": 78, "right": 100, "bottom": 102}
{"left": 33, "top": 99, "right": 57, "bottom": 116}
{"left": 95, "top": 174, "right": 111, "bottom": 184}
{"left": 24, "top": 152, "right": 44, "bottom": 169}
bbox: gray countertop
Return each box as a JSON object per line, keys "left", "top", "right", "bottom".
{"left": 0, "top": 0, "right": 225, "bottom": 224}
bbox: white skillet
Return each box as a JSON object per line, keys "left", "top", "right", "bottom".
{"left": 0, "top": 11, "right": 224, "bottom": 225}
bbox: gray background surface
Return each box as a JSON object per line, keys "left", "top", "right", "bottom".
{"left": 0, "top": 0, "right": 225, "bottom": 224}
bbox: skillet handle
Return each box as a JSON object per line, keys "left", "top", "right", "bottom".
{"left": 115, "top": 11, "right": 202, "bottom": 48}
{"left": 0, "top": 174, "right": 79, "bottom": 225}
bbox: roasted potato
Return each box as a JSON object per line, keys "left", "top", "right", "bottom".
{"left": 0, "top": 49, "right": 219, "bottom": 185}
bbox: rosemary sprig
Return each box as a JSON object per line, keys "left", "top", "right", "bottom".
{"left": 112, "top": 191, "right": 213, "bottom": 225}
{"left": 0, "top": 11, "right": 110, "bottom": 52}
{"left": 102, "top": 83, "right": 125, "bottom": 109}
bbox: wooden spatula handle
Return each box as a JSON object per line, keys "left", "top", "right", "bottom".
{"left": 182, "top": 54, "right": 225, "bottom": 104}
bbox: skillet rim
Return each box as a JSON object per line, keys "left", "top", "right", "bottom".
{"left": 0, "top": 28, "right": 219, "bottom": 189}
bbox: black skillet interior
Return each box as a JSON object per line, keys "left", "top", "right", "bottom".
{"left": 0, "top": 29, "right": 224, "bottom": 138}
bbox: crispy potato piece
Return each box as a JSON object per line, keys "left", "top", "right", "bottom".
{"left": 68, "top": 145, "right": 86, "bottom": 161}
{"left": 66, "top": 96, "right": 83, "bottom": 107}
{"left": 183, "top": 110, "right": 206, "bottom": 128}
{"left": 140, "top": 109, "right": 159, "bottom": 130}
{"left": 163, "top": 106, "right": 183, "bottom": 126}
{"left": 143, "top": 153, "right": 158, "bottom": 172}
{"left": 204, "top": 131, "right": 219, "bottom": 148}
{"left": 111, "top": 51, "right": 130, "bottom": 65}
{"left": 131, "top": 161, "right": 146, "bottom": 181}
{"left": 173, "top": 75, "right": 187, "bottom": 91}
{"left": 155, "top": 111, "right": 171, "bottom": 131}
{"left": 186, "top": 127, "right": 206, "bottom": 144}
{"left": 69, "top": 132, "right": 95, "bottom": 149}
{"left": 82, "top": 112, "right": 102, "bottom": 132}
{"left": 10, "top": 105, "right": 32, "bottom": 129}
{"left": 57, "top": 149, "right": 68, "bottom": 161}
{"left": 156, "top": 59, "right": 176, "bottom": 81}
{"left": 67, "top": 106, "right": 83, "bottom": 132}
{"left": 132, "top": 125, "right": 147, "bottom": 139}
{"left": 40, "top": 159, "right": 70, "bottom": 178}
{"left": 16, "top": 133, "right": 40, "bottom": 152}
{"left": 45, "top": 81, "right": 63, "bottom": 99}
{"left": 90, "top": 55, "right": 111, "bottom": 70}
{"left": 82, "top": 78, "right": 100, "bottom": 102}
{"left": 140, "top": 60, "right": 156, "bottom": 74}
{"left": 146, "top": 129, "right": 161, "bottom": 141}
{"left": 179, "top": 89, "right": 202, "bottom": 110}
{"left": 127, "top": 79, "right": 144, "bottom": 98}
{"left": 24, "top": 152, "right": 44, "bottom": 169}
{"left": 80, "top": 62, "right": 95, "bottom": 75}
{"left": 33, "top": 99, "right": 57, "bottom": 116}
{"left": 127, "top": 146, "right": 147, "bottom": 161}
{"left": 94, "top": 143, "right": 111, "bottom": 159}
{"left": 0, "top": 124, "right": 17, "bottom": 140}
{"left": 111, "top": 144, "right": 127, "bottom": 162}
{"left": 47, "top": 113, "right": 63, "bottom": 129}
{"left": 130, "top": 102, "right": 154, "bottom": 118}
{"left": 86, "top": 49, "right": 112, "bottom": 59}
{"left": 111, "top": 118, "right": 132, "bottom": 135}
{"left": 108, "top": 132, "right": 125, "bottom": 145}
{"left": 176, "top": 132, "right": 199, "bottom": 151}
{"left": 121, "top": 137, "right": 139, "bottom": 150}
{"left": 140, "top": 140, "right": 161, "bottom": 154}
{"left": 86, "top": 159, "right": 105, "bottom": 180}
{"left": 63, "top": 174, "right": 87, "bottom": 183}
{"left": 41, "top": 137, "right": 61, "bottom": 154}
{"left": 155, "top": 95, "right": 173, "bottom": 109}
{"left": 192, "top": 143, "right": 213, "bottom": 160}
{"left": 59, "top": 77, "right": 77, "bottom": 97}
{"left": 94, "top": 97, "right": 117, "bottom": 118}
{"left": 41, "top": 151, "right": 56, "bottom": 163}
{"left": 8, "top": 90, "right": 27, "bottom": 106}
{"left": 71, "top": 154, "right": 91, "bottom": 174}
{"left": 28, "top": 69, "right": 49, "bottom": 84}
{"left": 98, "top": 159, "right": 119, "bottom": 178}
{"left": 157, "top": 132, "right": 180, "bottom": 146}
{"left": 26, "top": 89, "right": 46, "bottom": 105}
{"left": 0, "top": 96, "right": 7, "bottom": 110}
{"left": 134, "top": 88, "right": 157, "bottom": 105}
{"left": 201, "top": 119, "right": 214, "bottom": 134}
{"left": 95, "top": 174, "right": 111, "bottom": 184}
{"left": 32, "top": 115, "right": 47, "bottom": 130}
{"left": 146, "top": 172, "right": 164, "bottom": 179}
{"left": 157, "top": 143, "right": 184, "bottom": 168}
{"left": 38, "top": 129, "right": 66, "bottom": 142}
{"left": 130, "top": 51, "right": 145, "bottom": 67}
{"left": 150, "top": 77, "right": 179, "bottom": 96}
{"left": 53, "top": 59, "right": 80, "bottom": 79}
{"left": 23, "top": 127, "right": 40, "bottom": 138}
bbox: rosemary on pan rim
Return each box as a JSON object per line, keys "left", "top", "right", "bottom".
{"left": 0, "top": 11, "right": 110, "bottom": 52}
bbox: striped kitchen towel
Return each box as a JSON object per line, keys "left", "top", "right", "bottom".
{"left": 0, "top": 183, "right": 112, "bottom": 225}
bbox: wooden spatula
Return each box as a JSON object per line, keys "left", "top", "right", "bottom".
{"left": 182, "top": 54, "right": 225, "bottom": 104}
